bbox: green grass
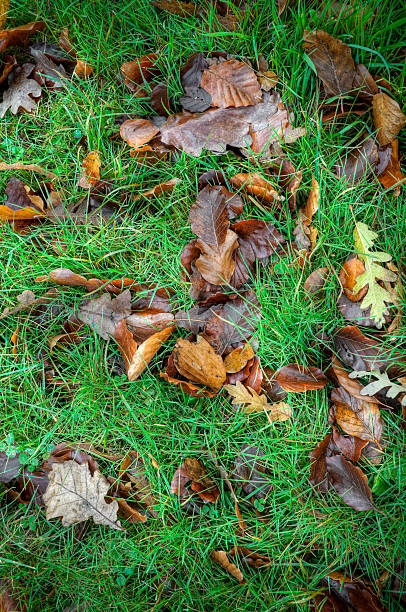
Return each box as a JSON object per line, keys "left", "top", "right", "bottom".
{"left": 1, "top": 0, "right": 405, "bottom": 610}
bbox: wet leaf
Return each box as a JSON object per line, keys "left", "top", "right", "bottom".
{"left": 172, "top": 336, "right": 226, "bottom": 391}
{"left": 275, "top": 364, "right": 328, "bottom": 392}
{"left": 0, "top": 177, "right": 46, "bottom": 221}
{"left": 0, "top": 64, "right": 42, "bottom": 117}
{"left": 79, "top": 151, "right": 100, "bottom": 189}
{"left": 120, "top": 118, "right": 160, "bottom": 147}
{"left": 210, "top": 550, "right": 245, "bottom": 583}
{"left": 114, "top": 319, "right": 174, "bottom": 381}
{"left": 372, "top": 92, "right": 406, "bottom": 146}
{"left": 150, "top": 0, "right": 197, "bottom": 16}
{"left": 325, "top": 455, "right": 376, "bottom": 511}
{"left": 329, "top": 356, "right": 378, "bottom": 403}
{"left": 178, "top": 457, "right": 220, "bottom": 503}
{"left": 201, "top": 60, "right": 261, "bottom": 108}
{"left": 43, "top": 460, "right": 122, "bottom": 529}
{"left": 331, "top": 427, "right": 368, "bottom": 462}
{"left": 0, "top": 20, "right": 45, "bottom": 52}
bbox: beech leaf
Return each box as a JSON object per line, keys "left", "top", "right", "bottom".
{"left": 325, "top": 455, "right": 376, "bottom": 511}
{"left": 172, "top": 336, "right": 226, "bottom": 391}
{"left": 201, "top": 60, "right": 262, "bottom": 108}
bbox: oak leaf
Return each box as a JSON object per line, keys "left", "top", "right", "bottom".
{"left": 225, "top": 380, "right": 270, "bottom": 412}
{"left": 353, "top": 221, "right": 396, "bottom": 326}
{"left": 0, "top": 64, "right": 42, "bottom": 118}
{"left": 43, "top": 460, "right": 122, "bottom": 529}
{"left": 201, "top": 60, "right": 262, "bottom": 108}
{"left": 172, "top": 336, "right": 226, "bottom": 391}
{"left": 349, "top": 369, "right": 406, "bottom": 406}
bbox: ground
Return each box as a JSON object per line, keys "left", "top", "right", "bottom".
{"left": 0, "top": 0, "right": 405, "bottom": 610}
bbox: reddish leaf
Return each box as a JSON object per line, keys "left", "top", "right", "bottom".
{"left": 79, "top": 151, "right": 100, "bottom": 188}
{"left": 309, "top": 433, "right": 339, "bottom": 494}
{"left": 133, "top": 177, "right": 181, "bottom": 201}
{"left": 230, "top": 172, "right": 282, "bottom": 206}
{"left": 228, "top": 546, "right": 270, "bottom": 568}
{"left": 324, "top": 572, "right": 385, "bottom": 611}
{"left": 275, "top": 364, "right": 328, "bottom": 392}
{"left": 325, "top": 455, "right": 376, "bottom": 511}
{"left": 149, "top": 82, "right": 171, "bottom": 116}
{"left": 377, "top": 140, "right": 406, "bottom": 196}
{"left": 331, "top": 427, "right": 368, "bottom": 462}
{"left": 0, "top": 21, "right": 46, "bottom": 52}
{"left": 120, "top": 53, "right": 160, "bottom": 91}
{"left": 339, "top": 257, "right": 367, "bottom": 302}
{"left": 120, "top": 118, "right": 160, "bottom": 147}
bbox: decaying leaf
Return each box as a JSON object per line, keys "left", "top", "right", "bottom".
{"left": 201, "top": 60, "right": 262, "bottom": 108}
{"left": 352, "top": 221, "right": 396, "bottom": 326}
{"left": 339, "top": 257, "right": 367, "bottom": 302}
{"left": 79, "top": 151, "right": 100, "bottom": 189}
{"left": 330, "top": 386, "right": 383, "bottom": 442}
{"left": 377, "top": 140, "right": 406, "bottom": 196}
{"left": 304, "top": 267, "right": 330, "bottom": 299}
{"left": 293, "top": 175, "right": 319, "bottom": 252}
{"left": 114, "top": 318, "right": 173, "bottom": 381}
{"left": 0, "top": 64, "right": 42, "bottom": 118}
{"left": 120, "top": 53, "right": 160, "bottom": 91}
{"left": 332, "top": 325, "right": 398, "bottom": 374}
{"left": 225, "top": 381, "right": 271, "bottom": 413}
{"left": 232, "top": 444, "right": 272, "bottom": 501}
{"left": 120, "top": 118, "right": 160, "bottom": 147}
{"left": 349, "top": 369, "right": 406, "bottom": 406}
{"left": 150, "top": 0, "right": 197, "bottom": 16}
{"left": 0, "top": 20, "right": 45, "bottom": 52}
{"left": 210, "top": 550, "right": 245, "bottom": 583}
{"left": 0, "top": 162, "right": 58, "bottom": 180}
{"left": 325, "top": 455, "right": 376, "bottom": 511}
{"left": 172, "top": 336, "right": 226, "bottom": 391}
{"left": 258, "top": 70, "right": 278, "bottom": 91}
{"left": 275, "top": 364, "right": 328, "bottom": 392}
{"left": 228, "top": 546, "right": 271, "bottom": 568}
{"left": 0, "top": 451, "right": 21, "bottom": 483}
{"left": 372, "top": 92, "right": 406, "bottom": 146}
{"left": 43, "top": 460, "right": 122, "bottom": 529}
{"left": 324, "top": 572, "right": 385, "bottom": 611}
{"left": 223, "top": 344, "right": 255, "bottom": 373}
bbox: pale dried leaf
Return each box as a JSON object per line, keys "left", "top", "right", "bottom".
{"left": 210, "top": 550, "right": 245, "bottom": 583}
{"left": 373, "top": 93, "right": 406, "bottom": 146}
{"left": 201, "top": 60, "right": 262, "bottom": 108}
{"left": 173, "top": 336, "right": 226, "bottom": 391}
{"left": 0, "top": 65, "right": 42, "bottom": 118}
{"left": 43, "top": 460, "right": 122, "bottom": 530}
{"left": 349, "top": 369, "right": 406, "bottom": 406}
{"left": 195, "top": 229, "right": 238, "bottom": 285}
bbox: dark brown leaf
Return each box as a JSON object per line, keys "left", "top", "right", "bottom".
{"left": 201, "top": 60, "right": 262, "bottom": 108}
{"left": 335, "top": 137, "right": 379, "bottom": 185}
{"left": 331, "top": 427, "right": 368, "bottom": 462}
{"left": 325, "top": 455, "right": 376, "bottom": 511}
{"left": 275, "top": 364, "right": 328, "bottom": 392}
{"left": 0, "top": 452, "right": 21, "bottom": 483}
{"left": 180, "top": 52, "right": 212, "bottom": 111}
{"left": 150, "top": 0, "right": 197, "bottom": 16}
{"left": 324, "top": 572, "right": 385, "bottom": 611}
{"left": 377, "top": 140, "right": 405, "bottom": 196}
{"left": 309, "top": 433, "right": 339, "bottom": 494}
{"left": 149, "top": 82, "right": 171, "bottom": 116}
{"left": 228, "top": 546, "right": 270, "bottom": 568}
{"left": 329, "top": 356, "right": 378, "bottom": 403}
{"left": 0, "top": 20, "right": 45, "bottom": 52}
{"left": 337, "top": 293, "right": 391, "bottom": 328}
{"left": 333, "top": 325, "right": 397, "bottom": 373}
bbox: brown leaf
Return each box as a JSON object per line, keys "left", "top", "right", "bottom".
{"left": 330, "top": 386, "right": 382, "bottom": 442}
{"left": 309, "top": 432, "right": 339, "bottom": 494}
{"left": 114, "top": 319, "right": 174, "bottom": 381}
{"left": 373, "top": 92, "right": 406, "bottom": 146}
{"left": 201, "top": 60, "right": 261, "bottom": 108}
{"left": 223, "top": 344, "right": 255, "bottom": 373}
{"left": 120, "top": 118, "right": 160, "bottom": 147}
{"left": 172, "top": 336, "right": 226, "bottom": 391}
{"left": 0, "top": 177, "right": 46, "bottom": 221}
{"left": 180, "top": 52, "right": 212, "bottom": 112}
{"left": 160, "top": 369, "right": 216, "bottom": 398}
{"left": 0, "top": 451, "right": 21, "bottom": 483}
{"left": 149, "top": 82, "right": 171, "bottom": 116}
{"left": 0, "top": 162, "right": 58, "bottom": 180}
{"left": 331, "top": 426, "right": 368, "bottom": 462}
{"left": 120, "top": 53, "right": 160, "bottom": 91}
{"left": 150, "top": 0, "right": 197, "bottom": 16}
{"left": 77, "top": 291, "right": 132, "bottom": 339}
{"left": 325, "top": 455, "right": 376, "bottom": 511}
{"left": 329, "top": 356, "right": 378, "bottom": 403}
{"left": 324, "top": 572, "right": 385, "bottom": 611}
{"left": 335, "top": 137, "right": 379, "bottom": 185}
{"left": 275, "top": 364, "right": 328, "bottom": 392}
{"left": 377, "top": 140, "right": 405, "bottom": 196}
{"left": 225, "top": 381, "right": 271, "bottom": 413}
{"left": 189, "top": 185, "right": 230, "bottom": 247}
{"left": 339, "top": 257, "right": 367, "bottom": 302}
{"left": 303, "top": 30, "right": 375, "bottom": 100}
{"left": 230, "top": 172, "right": 282, "bottom": 206}
{"left": 333, "top": 325, "right": 397, "bottom": 373}
{"left": 58, "top": 27, "right": 77, "bottom": 57}
{"left": 210, "top": 550, "right": 245, "bottom": 583}
{"left": 0, "top": 20, "right": 45, "bottom": 52}
{"left": 0, "top": 579, "right": 27, "bottom": 612}
{"left": 258, "top": 70, "right": 278, "bottom": 91}
{"left": 79, "top": 151, "right": 100, "bottom": 189}
{"left": 181, "top": 457, "right": 220, "bottom": 503}
{"left": 228, "top": 546, "right": 270, "bottom": 568}
{"left": 0, "top": 64, "right": 42, "bottom": 117}
{"left": 132, "top": 177, "right": 181, "bottom": 201}
{"left": 293, "top": 175, "right": 319, "bottom": 252}
{"left": 74, "top": 59, "right": 93, "bottom": 79}
{"left": 195, "top": 229, "right": 239, "bottom": 285}
{"left": 304, "top": 267, "right": 330, "bottom": 299}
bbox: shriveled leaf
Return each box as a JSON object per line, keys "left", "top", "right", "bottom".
{"left": 349, "top": 369, "right": 406, "bottom": 406}
{"left": 201, "top": 60, "right": 261, "bottom": 108}
{"left": 43, "top": 460, "right": 122, "bottom": 529}
{"left": 223, "top": 344, "right": 255, "bottom": 373}
{"left": 0, "top": 20, "right": 45, "bottom": 52}
{"left": 79, "top": 151, "right": 100, "bottom": 189}
{"left": 325, "top": 455, "right": 376, "bottom": 511}
{"left": 172, "top": 336, "right": 226, "bottom": 391}
{"left": 120, "top": 118, "right": 160, "bottom": 147}
{"left": 133, "top": 177, "right": 180, "bottom": 201}
{"left": 77, "top": 291, "right": 132, "bottom": 339}
{"left": 258, "top": 70, "right": 278, "bottom": 91}
{"left": 330, "top": 386, "right": 382, "bottom": 441}
{"left": 114, "top": 318, "right": 173, "bottom": 381}
{"left": 353, "top": 221, "right": 396, "bottom": 326}
{"left": 373, "top": 93, "right": 406, "bottom": 146}
{"left": 275, "top": 364, "right": 328, "bottom": 392}
{"left": 74, "top": 59, "right": 93, "bottom": 79}
{"left": 189, "top": 185, "right": 229, "bottom": 247}
{"left": 293, "top": 175, "right": 319, "bottom": 252}
{"left": 195, "top": 229, "right": 238, "bottom": 285}
{"left": 210, "top": 550, "right": 245, "bottom": 583}
{"left": 0, "top": 64, "right": 42, "bottom": 118}
{"left": 230, "top": 172, "right": 282, "bottom": 206}
{"left": 180, "top": 457, "right": 220, "bottom": 503}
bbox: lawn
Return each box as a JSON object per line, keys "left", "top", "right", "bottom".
{"left": 0, "top": 0, "right": 405, "bottom": 610}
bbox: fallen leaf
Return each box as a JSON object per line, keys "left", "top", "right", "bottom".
{"left": 0, "top": 579, "right": 27, "bottom": 612}
{"left": 331, "top": 426, "right": 368, "bottom": 462}
{"left": 353, "top": 221, "right": 396, "bottom": 326}
{"left": 0, "top": 162, "right": 58, "bottom": 179}
{"left": 210, "top": 550, "right": 245, "bottom": 583}
{"left": 0, "top": 64, "right": 42, "bottom": 117}
{"left": 180, "top": 52, "right": 212, "bottom": 112}
{"left": 266, "top": 401, "right": 293, "bottom": 422}
{"left": 120, "top": 118, "right": 160, "bottom": 147}
{"left": 335, "top": 137, "right": 379, "bottom": 185}
{"left": 79, "top": 151, "right": 100, "bottom": 189}
{"left": 74, "top": 60, "right": 93, "bottom": 79}
{"left": 120, "top": 53, "right": 160, "bottom": 91}
{"left": 43, "top": 460, "right": 122, "bottom": 529}
{"left": 11, "top": 325, "right": 18, "bottom": 358}
{"left": 377, "top": 140, "right": 406, "bottom": 196}
{"left": 189, "top": 185, "right": 230, "bottom": 247}
{"left": 225, "top": 381, "right": 271, "bottom": 413}
{"left": 372, "top": 92, "right": 406, "bottom": 146}
{"left": 114, "top": 319, "right": 173, "bottom": 381}
{"left": 324, "top": 572, "right": 385, "bottom": 611}
{"left": 230, "top": 172, "right": 282, "bottom": 206}
{"left": 149, "top": 82, "right": 171, "bottom": 116}
{"left": 0, "top": 451, "right": 21, "bottom": 483}
{"left": 349, "top": 369, "right": 406, "bottom": 406}
{"left": 337, "top": 292, "right": 390, "bottom": 328}
{"left": 0, "top": 20, "right": 45, "bottom": 52}
{"left": 77, "top": 291, "right": 132, "bottom": 339}
{"left": 329, "top": 356, "right": 378, "bottom": 403}
{"left": 30, "top": 47, "right": 67, "bottom": 90}
{"left": 150, "top": 0, "right": 197, "bottom": 16}
{"left": 304, "top": 267, "right": 330, "bottom": 299}
{"left": 172, "top": 336, "right": 226, "bottom": 391}
{"left": 177, "top": 457, "right": 220, "bottom": 503}
{"left": 201, "top": 60, "right": 262, "bottom": 108}
{"left": 223, "top": 344, "right": 255, "bottom": 373}
{"left": 58, "top": 27, "right": 77, "bottom": 57}
{"left": 58, "top": 27, "right": 94, "bottom": 77}
{"left": 293, "top": 175, "right": 319, "bottom": 252}
{"left": 330, "top": 386, "right": 383, "bottom": 441}
{"left": 258, "top": 70, "right": 278, "bottom": 91}
{"left": 275, "top": 364, "right": 328, "bottom": 392}
{"left": 133, "top": 177, "right": 181, "bottom": 201}
{"left": 339, "top": 257, "right": 367, "bottom": 302}
{"left": 0, "top": 177, "right": 46, "bottom": 221}
{"left": 325, "top": 455, "right": 375, "bottom": 510}
{"left": 333, "top": 325, "right": 399, "bottom": 374}
{"left": 303, "top": 29, "right": 376, "bottom": 100}
{"left": 309, "top": 433, "right": 339, "bottom": 494}
{"left": 195, "top": 229, "right": 239, "bottom": 285}
{"left": 228, "top": 546, "right": 271, "bottom": 568}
